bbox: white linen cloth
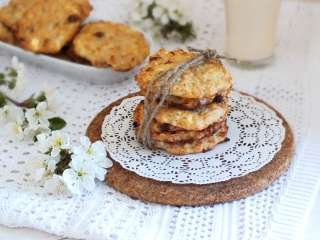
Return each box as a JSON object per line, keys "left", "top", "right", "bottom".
{"left": 0, "top": 0, "right": 319, "bottom": 240}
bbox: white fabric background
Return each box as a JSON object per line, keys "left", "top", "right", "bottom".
{"left": 0, "top": 0, "right": 319, "bottom": 240}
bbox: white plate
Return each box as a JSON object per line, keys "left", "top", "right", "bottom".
{"left": 0, "top": 41, "right": 141, "bottom": 85}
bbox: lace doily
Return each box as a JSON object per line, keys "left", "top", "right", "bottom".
{"left": 101, "top": 91, "right": 285, "bottom": 184}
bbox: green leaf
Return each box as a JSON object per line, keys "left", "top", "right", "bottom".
{"left": 160, "top": 19, "right": 196, "bottom": 42}
{"left": 179, "top": 22, "right": 196, "bottom": 42}
{"left": 35, "top": 91, "right": 47, "bottom": 102}
{"left": 0, "top": 92, "right": 6, "bottom": 108}
{"left": 145, "top": 1, "right": 156, "bottom": 19}
{"left": 0, "top": 73, "right": 6, "bottom": 85}
{"left": 8, "top": 78, "right": 17, "bottom": 89}
{"left": 8, "top": 68, "right": 17, "bottom": 78}
{"left": 48, "top": 117, "right": 66, "bottom": 131}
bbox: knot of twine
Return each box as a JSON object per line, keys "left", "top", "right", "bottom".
{"left": 138, "top": 47, "right": 234, "bottom": 148}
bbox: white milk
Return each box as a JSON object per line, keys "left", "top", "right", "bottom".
{"left": 224, "top": 0, "right": 281, "bottom": 62}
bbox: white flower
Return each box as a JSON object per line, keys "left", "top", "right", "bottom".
{"left": 11, "top": 56, "right": 25, "bottom": 92}
{"left": 177, "top": 15, "right": 189, "bottom": 25}
{"left": 62, "top": 157, "right": 95, "bottom": 195}
{"left": 11, "top": 56, "right": 24, "bottom": 77}
{"left": 4, "top": 121, "right": 24, "bottom": 140}
{"left": 1, "top": 106, "right": 25, "bottom": 140}
{"left": 25, "top": 102, "right": 50, "bottom": 129}
{"left": 39, "top": 82, "right": 59, "bottom": 111}
{"left": 36, "top": 132, "right": 50, "bottom": 153}
{"left": 37, "top": 131, "right": 70, "bottom": 157}
{"left": 136, "top": 1, "right": 149, "bottom": 18}
{"left": 23, "top": 100, "right": 51, "bottom": 140}
{"left": 0, "top": 105, "right": 24, "bottom": 124}
{"left": 23, "top": 125, "right": 50, "bottom": 141}
{"left": 73, "top": 137, "right": 102, "bottom": 160}
{"left": 72, "top": 136, "right": 112, "bottom": 181}
{"left": 152, "top": 5, "right": 165, "bottom": 19}
{"left": 33, "top": 154, "right": 59, "bottom": 182}
{"left": 168, "top": 9, "right": 181, "bottom": 21}
{"left": 160, "top": 13, "right": 169, "bottom": 25}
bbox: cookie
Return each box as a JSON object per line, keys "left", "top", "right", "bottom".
{"left": 135, "top": 48, "right": 232, "bottom": 99}
{"left": 72, "top": 0, "right": 92, "bottom": 16}
{"left": 154, "top": 102, "right": 227, "bottom": 131}
{"left": 133, "top": 102, "right": 184, "bottom": 133}
{"left": 134, "top": 100, "right": 228, "bottom": 131}
{"left": 71, "top": 21, "right": 149, "bottom": 71}
{"left": 0, "top": 0, "right": 37, "bottom": 30}
{"left": 16, "top": 0, "right": 91, "bottom": 53}
{"left": 151, "top": 125, "right": 228, "bottom": 155}
{"left": 134, "top": 101, "right": 227, "bottom": 143}
{"left": 143, "top": 120, "right": 226, "bottom": 143}
{"left": 0, "top": 22, "right": 14, "bottom": 44}
{"left": 146, "top": 88, "right": 231, "bottom": 110}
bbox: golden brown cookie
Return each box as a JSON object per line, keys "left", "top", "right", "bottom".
{"left": 146, "top": 88, "right": 231, "bottom": 110}
{"left": 0, "top": 22, "right": 14, "bottom": 44}
{"left": 71, "top": 21, "right": 150, "bottom": 71}
{"left": 135, "top": 48, "right": 233, "bottom": 99}
{"left": 0, "top": 0, "right": 37, "bottom": 30}
{"left": 72, "top": 0, "right": 92, "bottom": 16}
{"left": 16, "top": 0, "right": 91, "bottom": 53}
{"left": 153, "top": 102, "right": 227, "bottom": 131}
{"left": 151, "top": 125, "right": 228, "bottom": 155}
{"left": 144, "top": 120, "right": 226, "bottom": 143}
{"left": 133, "top": 101, "right": 227, "bottom": 143}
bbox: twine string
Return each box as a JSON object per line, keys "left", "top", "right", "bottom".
{"left": 138, "top": 48, "right": 234, "bottom": 148}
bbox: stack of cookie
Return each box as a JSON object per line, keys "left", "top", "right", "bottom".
{"left": 0, "top": 0, "right": 149, "bottom": 71}
{"left": 134, "top": 49, "right": 232, "bottom": 155}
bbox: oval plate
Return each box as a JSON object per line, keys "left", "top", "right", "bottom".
{"left": 0, "top": 41, "right": 141, "bottom": 84}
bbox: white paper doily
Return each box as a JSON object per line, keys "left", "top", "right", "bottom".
{"left": 101, "top": 91, "right": 285, "bottom": 184}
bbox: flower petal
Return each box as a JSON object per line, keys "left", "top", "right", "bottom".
{"left": 62, "top": 168, "right": 81, "bottom": 195}
{"left": 80, "top": 136, "right": 91, "bottom": 149}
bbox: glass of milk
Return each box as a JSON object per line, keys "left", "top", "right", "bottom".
{"left": 224, "top": 0, "right": 281, "bottom": 64}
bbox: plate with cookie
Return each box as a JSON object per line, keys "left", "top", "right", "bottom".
{"left": 0, "top": 0, "right": 150, "bottom": 84}
{"left": 87, "top": 48, "right": 294, "bottom": 206}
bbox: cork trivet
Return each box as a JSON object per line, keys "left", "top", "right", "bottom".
{"left": 86, "top": 92, "right": 294, "bottom": 206}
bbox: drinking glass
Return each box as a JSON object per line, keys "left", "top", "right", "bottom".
{"left": 224, "top": 0, "right": 281, "bottom": 65}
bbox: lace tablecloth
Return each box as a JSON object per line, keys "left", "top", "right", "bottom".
{"left": 0, "top": 0, "right": 319, "bottom": 240}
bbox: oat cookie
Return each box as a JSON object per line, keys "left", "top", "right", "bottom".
{"left": 134, "top": 100, "right": 228, "bottom": 131}
{"left": 144, "top": 120, "right": 226, "bottom": 143}
{"left": 0, "top": 22, "right": 14, "bottom": 44}
{"left": 152, "top": 125, "right": 228, "bottom": 155}
{"left": 0, "top": 0, "right": 37, "bottom": 30}
{"left": 146, "top": 88, "right": 231, "bottom": 110}
{"left": 135, "top": 48, "right": 232, "bottom": 99}
{"left": 16, "top": 0, "right": 91, "bottom": 53}
{"left": 155, "top": 102, "right": 227, "bottom": 131}
{"left": 134, "top": 101, "right": 227, "bottom": 143}
{"left": 72, "top": 0, "right": 92, "bottom": 16}
{"left": 71, "top": 21, "right": 149, "bottom": 71}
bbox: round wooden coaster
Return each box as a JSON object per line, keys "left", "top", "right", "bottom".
{"left": 86, "top": 92, "right": 294, "bottom": 206}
